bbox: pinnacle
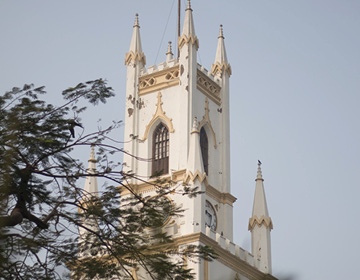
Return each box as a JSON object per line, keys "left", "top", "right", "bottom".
{"left": 186, "top": 0, "right": 192, "bottom": 11}
{"left": 256, "top": 160, "right": 263, "bottom": 181}
{"left": 89, "top": 144, "right": 96, "bottom": 162}
{"left": 192, "top": 117, "right": 199, "bottom": 131}
{"left": 134, "top": 13, "right": 140, "bottom": 27}
{"left": 219, "top": 24, "right": 224, "bottom": 39}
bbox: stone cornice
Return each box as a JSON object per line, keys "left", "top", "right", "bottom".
{"left": 205, "top": 184, "right": 237, "bottom": 206}
{"left": 119, "top": 169, "right": 237, "bottom": 208}
{"left": 197, "top": 70, "right": 221, "bottom": 106}
{"left": 119, "top": 169, "right": 186, "bottom": 195}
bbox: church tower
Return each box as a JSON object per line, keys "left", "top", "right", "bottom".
{"left": 120, "top": 1, "right": 277, "bottom": 279}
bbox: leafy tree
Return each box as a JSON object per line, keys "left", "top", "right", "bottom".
{"left": 0, "top": 81, "right": 214, "bottom": 279}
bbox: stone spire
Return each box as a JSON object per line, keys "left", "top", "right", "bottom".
{"left": 184, "top": 117, "right": 206, "bottom": 183}
{"left": 248, "top": 161, "right": 273, "bottom": 274}
{"left": 211, "top": 24, "right": 231, "bottom": 76}
{"left": 78, "top": 145, "right": 99, "bottom": 256}
{"left": 125, "top": 13, "right": 146, "bottom": 66}
{"left": 178, "top": 0, "right": 199, "bottom": 50}
{"left": 83, "top": 145, "right": 98, "bottom": 196}
{"left": 166, "top": 41, "right": 174, "bottom": 62}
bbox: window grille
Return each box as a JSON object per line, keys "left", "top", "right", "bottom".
{"left": 152, "top": 123, "right": 169, "bottom": 175}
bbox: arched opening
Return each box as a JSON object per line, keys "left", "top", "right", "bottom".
{"left": 200, "top": 127, "right": 208, "bottom": 175}
{"left": 152, "top": 123, "right": 169, "bottom": 175}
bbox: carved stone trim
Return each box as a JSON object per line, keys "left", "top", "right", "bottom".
{"left": 211, "top": 61, "right": 232, "bottom": 76}
{"left": 197, "top": 70, "right": 221, "bottom": 106}
{"left": 139, "top": 66, "right": 179, "bottom": 95}
{"left": 142, "top": 92, "right": 175, "bottom": 141}
{"left": 183, "top": 170, "right": 207, "bottom": 184}
{"left": 125, "top": 50, "right": 146, "bottom": 66}
{"left": 178, "top": 34, "right": 199, "bottom": 50}
{"left": 199, "top": 98, "right": 217, "bottom": 149}
{"left": 248, "top": 216, "right": 273, "bottom": 231}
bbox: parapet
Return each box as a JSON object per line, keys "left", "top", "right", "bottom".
{"left": 205, "top": 226, "right": 260, "bottom": 270}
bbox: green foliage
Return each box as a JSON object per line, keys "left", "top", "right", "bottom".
{"left": 0, "top": 81, "right": 214, "bottom": 280}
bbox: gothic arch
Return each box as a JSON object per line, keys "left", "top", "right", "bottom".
{"left": 199, "top": 98, "right": 217, "bottom": 149}
{"left": 200, "top": 126, "right": 209, "bottom": 175}
{"left": 151, "top": 122, "right": 169, "bottom": 175}
{"left": 142, "top": 92, "right": 174, "bottom": 141}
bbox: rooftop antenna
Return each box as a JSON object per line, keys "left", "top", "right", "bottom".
{"left": 177, "top": 0, "right": 180, "bottom": 60}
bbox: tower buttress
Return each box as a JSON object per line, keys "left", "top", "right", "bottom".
{"left": 185, "top": 117, "right": 206, "bottom": 181}
{"left": 212, "top": 24, "right": 231, "bottom": 194}
{"left": 124, "top": 14, "right": 146, "bottom": 181}
{"left": 248, "top": 162, "right": 273, "bottom": 274}
{"left": 178, "top": 0, "right": 199, "bottom": 160}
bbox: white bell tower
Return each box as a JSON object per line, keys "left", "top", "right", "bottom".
{"left": 122, "top": 0, "right": 236, "bottom": 240}
{"left": 120, "top": 1, "right": 276, "bottom": 279}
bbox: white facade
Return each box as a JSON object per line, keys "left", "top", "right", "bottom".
{"left": 118, "top": 1, "right": 275, "bottom": 279}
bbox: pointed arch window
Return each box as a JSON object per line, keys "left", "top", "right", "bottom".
{"left": 152, "top": 123, "right": 169, "bottom": 175}
{"left": 200, "top": 127, "right": 208, "bottom": 175}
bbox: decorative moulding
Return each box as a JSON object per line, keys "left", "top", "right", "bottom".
{"left": 178, "top": 34, "right": 199, "bottom": 50}
{"left": 139, "top": 65, "right": 180, "bottom": 95}
{"left": 248, "top": 215, "right": 273, "bottom": 230}
{"left": 199, "top": 98, "right": 217, "bottom": 148}
{"left": 125, "top": 50, "right": 146, "bottom": 66}
{"left": 211, "top": 61, "right": 232, "bottom": 77}
{"left": 119, "top": 169, "right": 187, "bottom": 196}
{"left": 197, "top": 70, "right": 221, "bottom": 106}
{"left": 183, "top": 170, "right": 207, "bottom": 184}
{"left": 142, "top": 92, "right": 175, "bottom": 141}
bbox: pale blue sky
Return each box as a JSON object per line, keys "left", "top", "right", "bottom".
{"left": 1, "top": 1, "right": 360, "bottom": 279}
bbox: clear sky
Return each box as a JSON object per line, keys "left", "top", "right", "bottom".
{"left": 1, "top": 1, "right": 360, "bottom": 279}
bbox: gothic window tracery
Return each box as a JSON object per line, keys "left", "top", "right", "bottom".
{"left": 152, "top": 123, "right": 169, "bottom": 175}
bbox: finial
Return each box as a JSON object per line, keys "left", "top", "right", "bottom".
{"left": 192, "top": 117, "right": 198, "bottom": 131}
{"left": 134, "top": 13, "right": 140, "bottom": 28}
{"left": 166, "top": 41, "right": 173, "bottom": 62}
{"left": 166, "top": 41, "right": 173, "bottom": 55}
{"left": 89, "top": 144, "right": 96, "bottom": 163}
{"left": 218, "top": 24, "right": 224, "bottom": 39}
{"left": 256, "top": 160, "right": 264, "bottom": 181}
{"left": 186, "top": 0, "right": 192, "bottom": 11}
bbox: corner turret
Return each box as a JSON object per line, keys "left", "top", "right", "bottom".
{"left": 212, "top": 25, "right": 231, "bottom": 193}
{"left": 249, "top": 161, "right": 273, "bottom": 274}
{"left": 211, "top": 25, "right": 231, "bottom": 77}
{"left": 123, "top": 14, "right": 146, "bottom": 181}
{"left": 125, "top": 13, "right": 146, "bottom": 67}
{"left": 178, "top": 0, "right": 199, "bottom": 51}
{"left": 78, "top": 145, "right": 99, "bottom": 256}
